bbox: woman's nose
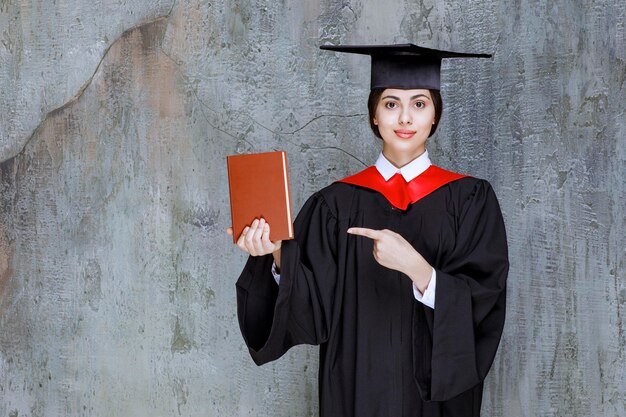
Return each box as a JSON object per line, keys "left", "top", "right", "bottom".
{"left": 399, "top": 108, "right": 412, "bottom": 125}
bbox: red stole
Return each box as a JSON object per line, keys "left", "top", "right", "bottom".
{"left": 337, "top": 165, "right": 467, "bottom": 210}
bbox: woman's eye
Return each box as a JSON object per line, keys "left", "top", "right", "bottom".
{"left": 385, "top": 102, "right": 397, "bottom": 109}
{"left": 414, "top": 101, "right": 425, "bottom": 109}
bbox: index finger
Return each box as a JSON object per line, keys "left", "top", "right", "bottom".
{"left": 347, "top": 227, "right": 381, "bottom": 240}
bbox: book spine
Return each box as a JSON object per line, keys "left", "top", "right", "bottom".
{"left": 281, "top": 152, "right": 293, "bottom": 238}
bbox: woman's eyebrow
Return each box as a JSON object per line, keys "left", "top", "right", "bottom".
{"left": 382, "top": 94, "right": 431, "bottom": 101}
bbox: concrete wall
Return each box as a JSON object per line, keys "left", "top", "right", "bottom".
{"left": 1, "top": 0, "right": 624, "bottom": 416}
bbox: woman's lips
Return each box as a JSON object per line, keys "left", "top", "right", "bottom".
{"left": 394, "top": 130, "right": 417, "bottom": 138}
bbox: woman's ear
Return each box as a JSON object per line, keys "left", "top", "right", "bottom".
{"left": 373, "top": 118, "right": 378, "bottom": 125}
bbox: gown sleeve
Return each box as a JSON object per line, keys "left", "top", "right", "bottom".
{"left": 235, "top": 192, "right": 338, "bottom": 366}
{"left": 412, "top": 179, "right": 509, "bottom": 401}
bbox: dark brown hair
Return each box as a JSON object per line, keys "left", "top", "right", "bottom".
{"left": 367, "top": 88, "right": 443, "bottom": 139}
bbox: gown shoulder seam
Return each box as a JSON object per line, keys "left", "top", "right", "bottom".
{"left": 311, "top": 190, "right": 339, "bottom": 220}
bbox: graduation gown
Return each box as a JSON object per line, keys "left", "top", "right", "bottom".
{"left": 235, "top": 169, "right": 508, "bottom": 417}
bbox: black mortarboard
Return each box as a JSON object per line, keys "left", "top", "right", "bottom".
{"left": 320, "top": 43, "right": 491, "bottom": 90}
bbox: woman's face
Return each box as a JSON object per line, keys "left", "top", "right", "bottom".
{"left": 373, "top": 88, "right": 436, "bottom": 165}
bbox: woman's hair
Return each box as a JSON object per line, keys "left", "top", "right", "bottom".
{"left": 367, "top": 88, "right": 443, "bottom": 139}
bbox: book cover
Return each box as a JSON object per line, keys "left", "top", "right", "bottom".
{"left": 226, "top": 151, "right": 294, "bottom": 243}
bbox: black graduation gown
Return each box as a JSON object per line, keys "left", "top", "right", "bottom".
{"left": 235, "top": 176, "right": 508, "bottom": 417}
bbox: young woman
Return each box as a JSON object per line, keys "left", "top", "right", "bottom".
{"left": 228, "top": 44, "right": 508, "bottom": 417}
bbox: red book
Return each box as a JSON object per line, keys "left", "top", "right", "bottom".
{"left": 226, "top": 151, "right": 294, "bottom": 243}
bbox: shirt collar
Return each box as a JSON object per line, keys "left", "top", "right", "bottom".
{"left": 375, "top": 150, "right": 432, "bottom": 182}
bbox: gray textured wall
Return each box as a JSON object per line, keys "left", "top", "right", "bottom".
{"left": 1, "top": 1, "right": 624, "bottom": 416}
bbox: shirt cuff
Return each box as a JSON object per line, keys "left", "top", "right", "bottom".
{"left": 413, "top": 268, "right": 436, "bottom": 309}
{"left": 271, "top": 261, "right": 281, "bottom": 285}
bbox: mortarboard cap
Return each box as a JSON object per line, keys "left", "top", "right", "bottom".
{"left": 320, "top": 43, "right": 491, "bottom": 90}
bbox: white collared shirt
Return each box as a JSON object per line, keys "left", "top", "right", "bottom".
{"left": 374, "top": 150, "right": 432, "bottom": 182}
{"left": 271, "top": 151, "right": 437, "bottom": 309}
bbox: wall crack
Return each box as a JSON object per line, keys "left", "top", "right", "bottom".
{"left": 1, "top": 14, "right": 173, "bottom": 165}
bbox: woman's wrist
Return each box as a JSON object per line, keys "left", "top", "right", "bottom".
{"left": 404, "top": 252, "right": 432, "bottom": 293}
